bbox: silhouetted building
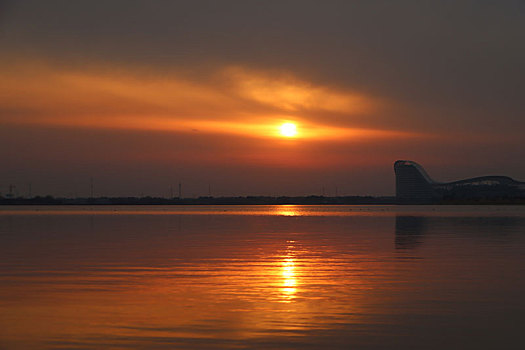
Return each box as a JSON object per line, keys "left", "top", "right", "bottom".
{"left": 394, "top": 160, "right": 525, "bottom": 202}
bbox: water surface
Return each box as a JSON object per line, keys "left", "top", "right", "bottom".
{"left": 1, "top": 205, "right": 524, "bottom": 349}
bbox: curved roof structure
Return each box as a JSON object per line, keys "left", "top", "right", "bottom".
{"left": 394, "top": 160, "right": 436, "bottom": 184}
{"left": 394, "top": 160, "right": 525, "bottom": 202}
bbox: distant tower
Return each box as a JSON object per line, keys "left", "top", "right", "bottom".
{"left": 178, "top": 182, "right": 182, "bottom": 198}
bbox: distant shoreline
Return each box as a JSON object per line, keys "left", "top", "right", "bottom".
{"left": 1, "top": 196, "right": 524, "bottom": 205}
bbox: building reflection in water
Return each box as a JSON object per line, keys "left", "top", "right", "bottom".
{"left": 394, "top": 215, "right": 523, "bottom": 250}
{"left": 394, "top": 216, "right": 427, "bottom": 250}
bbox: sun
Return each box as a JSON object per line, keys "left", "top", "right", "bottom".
{"left": 279, "top": 123, "right": 298, "bottom": 137}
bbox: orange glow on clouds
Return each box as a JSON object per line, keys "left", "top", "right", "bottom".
{"left": 0, "top": 59, "right": 416, "bottom": 142}
{"left": 224, "top": 67, "right": 374, "bottom": 114}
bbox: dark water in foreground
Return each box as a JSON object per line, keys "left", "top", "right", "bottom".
{"left": 1, "top": 205, "right": 524, "bottom": 349}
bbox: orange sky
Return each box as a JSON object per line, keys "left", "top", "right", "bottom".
{"left": 0, "top": 1, "right": 524, "bottom": 197}
{"left": 0, "top": 60, "right": 411, "bottom": 140}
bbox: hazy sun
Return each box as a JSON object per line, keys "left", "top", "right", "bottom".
{"left": 279, "top": 123, "right": 298, "bottom": 137}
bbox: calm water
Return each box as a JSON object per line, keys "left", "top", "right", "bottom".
{"left": 1, "top": 205, "right": 524, "bottom": 349}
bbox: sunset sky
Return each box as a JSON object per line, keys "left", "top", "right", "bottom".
{"left": 1, "top": 1, "right": 524, "bottom": 197}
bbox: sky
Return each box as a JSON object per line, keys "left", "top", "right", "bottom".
{"left": 1, "top": 0, "right": 524, "bottom": 197}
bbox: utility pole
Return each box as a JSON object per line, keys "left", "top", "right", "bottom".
{"left": 178, "top": 182, "right": 182, "bottom": 199}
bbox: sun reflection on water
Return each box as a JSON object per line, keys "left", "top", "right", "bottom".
{"left": 280, "top": 240, "right": 298, "bottom": 301}
{"left": 274, "top": 205, "right": 300, "bottom": 216}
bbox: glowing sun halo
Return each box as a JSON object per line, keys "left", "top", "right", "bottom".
{"left": 280, "top": 123, "right": 298, "bottom": 137}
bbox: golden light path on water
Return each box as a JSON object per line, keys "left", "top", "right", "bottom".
{"left": 281, "top": 242, "right": 298, "bottom": 300}
{"left": 1, "top": 205, "right": 525, "bottom": 348}
{"left": 0, "top": 206, "right": 376, "bottom": 346}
